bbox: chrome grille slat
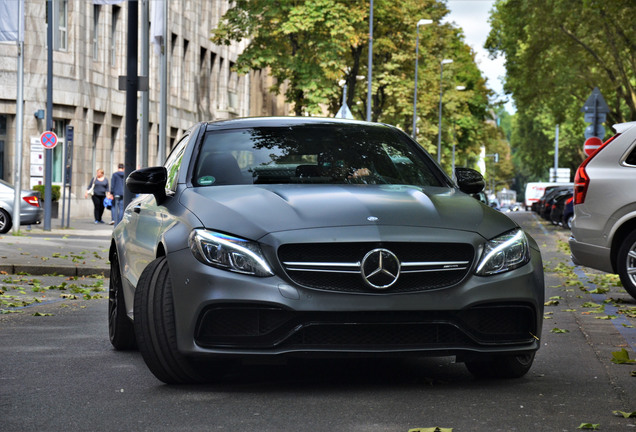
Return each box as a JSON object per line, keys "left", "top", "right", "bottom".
{"left": 278, "top": 242, "right": 475, "bottom": 293}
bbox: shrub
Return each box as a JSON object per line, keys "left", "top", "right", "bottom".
{"left": 33, "top": 184, "right": 61, "bottom": 202}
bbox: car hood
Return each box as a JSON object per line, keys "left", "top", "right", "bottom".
{"left": 183, "top": 184, "right": 516, "bottom": 240}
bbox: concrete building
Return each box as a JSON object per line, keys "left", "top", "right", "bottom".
{"left": 0, "top": 0, "right": 288, "bottom": 219}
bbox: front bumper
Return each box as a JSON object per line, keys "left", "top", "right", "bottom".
{"left": 166, "top": 244, "right": 544, "bottom": 359}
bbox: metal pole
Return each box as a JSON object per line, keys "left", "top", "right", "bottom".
{"left": 366, "top": 0, "right": 373, "bottom": 122}
{"left": 437, "top": 61, "right": 444, "bottom": 165}
{"left": 140, "top": 0, "right": 150, "bottom": 168}
{"left": 12, "top": 39, "right": 24, "bottom": 234}
{"left": 124, "top": 1, "right": 139, "bottom": 209}
{"left": 44, "top": 0, "right": 53, "bottom": 231}
{"left": 158, "top": 0, "right": 167, "bottom": 164}
{"left": 412, "top": 27, "right": 420, "bottom": 139}
{"left": 554, "top": 124, "right": 559, "bottom": 180}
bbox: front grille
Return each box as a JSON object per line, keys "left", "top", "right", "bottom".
{"left": 278, "top": 242, "right": 474, "bottom": 293}
{"left": 194, "top": 304, "right": 537, "bottom": 350}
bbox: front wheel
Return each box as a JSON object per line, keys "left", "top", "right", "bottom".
{"left": 465, "top": 352, "right": 535, "bottom": 379}
{"left": 134, "top": 256, "right": 210, "bottom": 384}
{"left": 617, "top": 230, "right": 636, "bottom": 300}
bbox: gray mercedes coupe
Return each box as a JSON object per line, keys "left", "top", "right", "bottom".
{"left": 109, "top": 117, "right": 544, "bottom": 384}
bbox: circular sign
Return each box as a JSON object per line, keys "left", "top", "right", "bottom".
{"left": 584, "top": 136, "right": 603, "bottom": 157}
{"left": 40, "top": 131, "right": 58, "bottom": 149}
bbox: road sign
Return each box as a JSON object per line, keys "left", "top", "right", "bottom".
{"left": 580, "top": 87, "right": 610, "bottom": 114}
{"left": 584, "top": 136, "right": 603, "bottom": 157}
{"left": 40, "top": 131, "right": 58, "bottom": 149}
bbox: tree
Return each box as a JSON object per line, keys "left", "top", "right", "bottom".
{"left": 213, "top": 0, "right": 506, "bottom": 181}
{"left": 212, "top": 0, "right": 366, "bottom": 116}
{"left": 486, "top": 0, "right": 635, "bottom": 180}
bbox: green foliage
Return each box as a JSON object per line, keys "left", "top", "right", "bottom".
{"left": 487, "top": 0, "right": 636, "bottom": 183}
{"left": 213, "top": 0, "right": 505, "bottom": 181}
{"left": 32, "top": 184, "right": 61, "bottom": 202}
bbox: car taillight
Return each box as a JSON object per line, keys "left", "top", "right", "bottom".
{"left": 573, "top": 134, "right": 620, "bottom": 205}
{"left": 23, "top": 196, "right": 40, "bottom": 207}
{"left": 565, "top": 196, "right": 573, "bottom": 205}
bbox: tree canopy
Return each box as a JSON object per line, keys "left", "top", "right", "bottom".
{"left": 212, "top": 0, "right": 509, "bottom": 184}
{"left": 486, "top": 0, "right": 635, "bottom": 182}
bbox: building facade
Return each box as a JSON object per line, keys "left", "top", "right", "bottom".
{"left": 0, "top": 0, "right": 288, "bottom": 218}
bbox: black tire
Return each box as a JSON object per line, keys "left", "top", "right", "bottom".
{"left": 565, "top": 215, "right": 573, "bottom": 230}
{"left": 0, "top": 208, "right": 12, "bottom": 234}
{"left": 108, "top": 249, "right": 137, "bottom": 350}
{"left": 134, "top": 256, "right": 207, "bottom": 384}
{"left": 465, "top": 352, "right": 535, "bottom": 379}
{"left": 617, "top": 230, "right": 636, "bottom": 300}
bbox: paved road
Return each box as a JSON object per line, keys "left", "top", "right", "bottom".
{"left": 1, "top": 212, "right": 635, "bottom": 431}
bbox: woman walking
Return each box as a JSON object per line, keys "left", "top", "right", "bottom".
{"left": 85, "top": 168, "right": 109, "bottom": 224}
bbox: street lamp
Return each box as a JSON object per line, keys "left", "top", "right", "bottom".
{"left": 411, "top": 18, "right": 433, "bottom": 139}
{"left": 437, "top": 58, "right": 453, "bottom": 164}
{"left": 451, "top": 85, "right": 466, "bottom": 175}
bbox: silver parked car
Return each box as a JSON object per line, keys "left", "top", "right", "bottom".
{"left": 109, "top": 117, "right": 545, "bottom": 384}
{"left": 570, "top": 121, "right": 636, "bottom": 299}
{"left": 0, "top": 179, "right": 44, "bottom": 233}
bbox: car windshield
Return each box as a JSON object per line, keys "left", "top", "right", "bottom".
{"left": 193, "top": 124, "right": 445, "bottom": 187}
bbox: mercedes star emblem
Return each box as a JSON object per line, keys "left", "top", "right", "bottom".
{"left": 360, "top": 248, "right": 401, "bottom": 289}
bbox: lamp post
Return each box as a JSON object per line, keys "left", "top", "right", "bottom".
{"left": 412, "top": 19, "right": 433, "bottom": 139}
{"left": 437, "top": 59, "right": 453, "bottom": 164}
{"left": 451, "top": 85, "right": 466, "bottom": 175}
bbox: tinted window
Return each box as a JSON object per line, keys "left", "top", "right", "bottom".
{"left": 193, "top": 125, "right": 443, "bottom": 187}
{"left": 625, "top": 144, "right": 636, "bottom": 166}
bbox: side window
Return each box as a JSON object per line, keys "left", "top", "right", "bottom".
{"left": 164, "top": 134, "right": 190, "bottom": 191}
{"left": 625, "top": 144, "right": 636, "bottom": 167}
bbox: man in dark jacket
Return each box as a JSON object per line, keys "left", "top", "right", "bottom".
{"left": 108, "top": 163, "right": 125, "bottom": 226}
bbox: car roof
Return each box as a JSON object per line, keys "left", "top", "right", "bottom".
{"left": 613, "top": 121, "right": 636, "bottom": 134}
{"left": 201, "top": 116, "right": 395, "bottom": 131}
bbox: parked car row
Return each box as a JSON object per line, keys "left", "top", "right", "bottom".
{"left": 531, "top": 185, "right": 573, "bottom": 229}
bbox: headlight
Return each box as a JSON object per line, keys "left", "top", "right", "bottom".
{"left": 189, "top": 229, "right": 273, "bottom": 277}
{"left": 476, "top": 229, "right": 530, "bottom": 276}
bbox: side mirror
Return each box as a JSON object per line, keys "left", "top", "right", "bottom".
{"left": 455, "top": 167, "right": 485, "bottom": 194}
{"left": 126, "top": 166, "right": 167, "bottom": 204}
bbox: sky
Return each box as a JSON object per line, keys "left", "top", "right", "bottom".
{"left": 443, "top": 0, "right": 514, "bottom": 112}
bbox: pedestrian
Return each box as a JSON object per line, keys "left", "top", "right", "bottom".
{"left": 108, "top": 163, "right": 125, "bottom": 226}
{"left": 85, "top": 168, "right": 109, "bottom": 224}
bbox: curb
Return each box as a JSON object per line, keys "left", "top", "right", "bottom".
{"left": 0, "top": 264, "right": 109, "bottom": 278}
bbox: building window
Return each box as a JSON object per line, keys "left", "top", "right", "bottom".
{"left": 52, "top": 0, "right": 68, "bottom": 51}
{"left": 110, "top": 127, "right": 119, "bottom": 173}
{"left": 182, "top": 39, "right": 190, "bottom": 99}
{"left": 111, "top": 5, "right": 120, "bottom": 67}
{"left": 93, "top": 5, "right": 101, "bottom": 60}
{"left": 170, "top": 33, "right": 178, "bottom": 97}
{"left": 92, "top": 124, "right": 101, "bottom": 177}
{"left": 228, "top": 61, "right": 238, "bottom": 109}
{"left": 52, "top": 120, "right": 68, "bottom": 183}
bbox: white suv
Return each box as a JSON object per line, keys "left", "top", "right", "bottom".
{"left": 569, "top": 121, "right": 636, "bottom": 299}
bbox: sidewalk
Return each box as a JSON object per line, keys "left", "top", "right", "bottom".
{"left": 0, "top": 218, "right": 112, "bottom": 277}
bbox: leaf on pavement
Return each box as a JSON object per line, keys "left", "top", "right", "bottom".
{"left": 577, "top": 423, "right": 600, "bottom": 430}
{"left": 408, "top": 428, "right": 452, "bottom": 432}
{"left": 544, "top": 300, "right": 559, "bottom": 306}
{"left": 611, "top": 349, "right": 636, "bottom": 365}
{"left": 613, "top": 410, "right": 636, "bottom": 418}
{"left": 550, "top": 328, "right": 569, "bottom": 334}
